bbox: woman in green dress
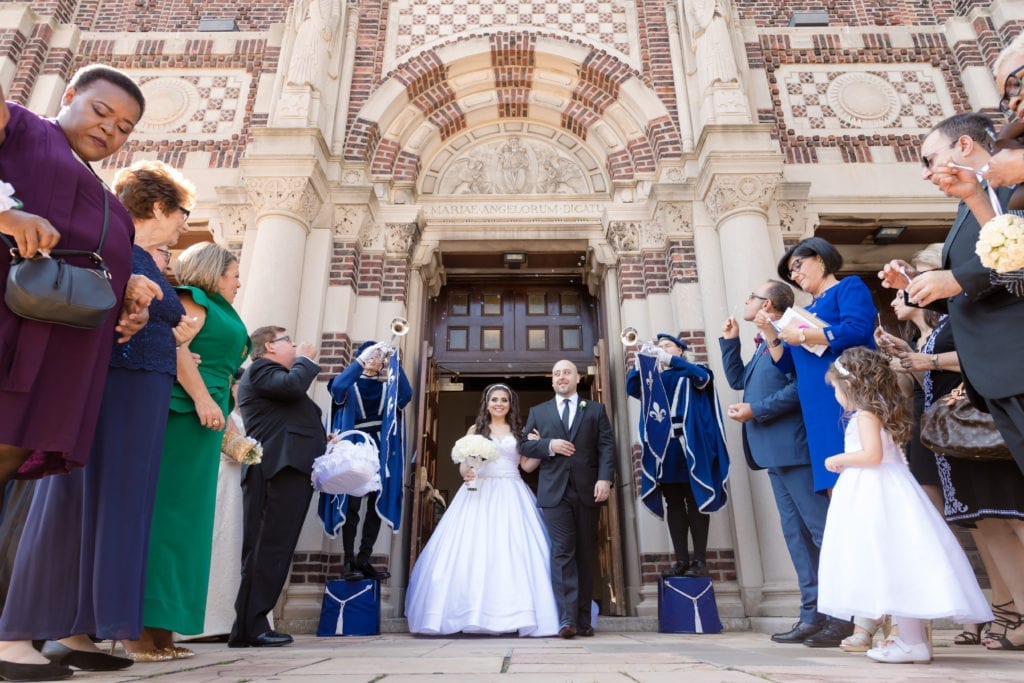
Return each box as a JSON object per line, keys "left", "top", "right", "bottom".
{"left": 125, "top": 241, "right": 250, "bottom": 660}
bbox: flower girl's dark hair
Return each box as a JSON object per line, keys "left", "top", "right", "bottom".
{"left": 825, "top": 346, "right": 913, "bottom": 445}
{"left": 473, "top": 384, "right": 523, "bottom": 438}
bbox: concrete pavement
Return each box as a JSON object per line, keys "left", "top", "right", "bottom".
{"left": 73, "top": 629, "right": 1023, "bottom": 682}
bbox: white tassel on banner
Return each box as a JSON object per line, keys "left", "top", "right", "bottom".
{"left": 665, "top": 581, "right": 712, "bottom": 633}
{"left": 325, "top": 583, "right": 374, "bottom": 635}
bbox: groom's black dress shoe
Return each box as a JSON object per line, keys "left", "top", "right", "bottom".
{"left": 228, "top": 631, "right": 294, "bottom": 648}
{"left": 771, "top": 621, "right": 823, "bottom": 644}
{"left": 0, "top": 660, "right": 73, "bottom": 681}
{"left": 577, "top": 625, "right": 595, "bottom": 637}
{"left": 40, "top": 642, "right": 133, "bottom": 671}
{"left": 802, "top": 619, "right": 853, "bottom": 648}
{"left": 558, "top": 625, "right": 577, "bottom": 639}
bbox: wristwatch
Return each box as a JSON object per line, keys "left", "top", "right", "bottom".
{"left": 931, "top": 354, "right": 939, "bottom": 369}
{"left": 769, "top": 337, "right": 782, "bottom": 348}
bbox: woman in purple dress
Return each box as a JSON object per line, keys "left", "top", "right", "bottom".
{"left": 0, "top": 69, "right": 166, "bottom": 681}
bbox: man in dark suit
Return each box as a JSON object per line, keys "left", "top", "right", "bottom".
{"left": 520, "top": 359, "right": 616, "bottom": 638}
{"left": 229, "top": 326, "right": 326, "bottom": 648}
{"left": 720, "top": 280, "right": 833, "bottom": 645}
{"left": 881, "top": 112, "right": 1024, "bottom": 474}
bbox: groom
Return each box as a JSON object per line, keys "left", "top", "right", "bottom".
{"left": 521, "top": 359, "right": 616, "bottom": 638}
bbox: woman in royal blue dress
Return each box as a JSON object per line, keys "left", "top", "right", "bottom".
{"left": 754, "top": 237, "right": 877, "bottom": 496}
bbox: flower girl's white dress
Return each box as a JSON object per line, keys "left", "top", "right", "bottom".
{"left": 818, "top": 411, "right": 993, "bottom": 624}
{"left": 405, "top": 434, "right": 559, "bottom": 636}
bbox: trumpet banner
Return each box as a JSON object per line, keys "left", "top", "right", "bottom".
{"left": 638, "top": 353, "right": 672, "bottom": 518}
{"left": 374, "top": 349, "right": 405, "bottom": 531}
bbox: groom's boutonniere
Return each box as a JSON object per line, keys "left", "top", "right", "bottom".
{"left": 579, "top": 400, "right": 587, "bottom": 410}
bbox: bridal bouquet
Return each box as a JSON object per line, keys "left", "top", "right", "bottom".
{"left": 451, "top": 433, "right": 499, "bottom": 491}
{"left": 222, "top": 432, "right": 263, "bottom": 465}
{"left": 976, "top": 213, "right": 1024, "bottom": 296}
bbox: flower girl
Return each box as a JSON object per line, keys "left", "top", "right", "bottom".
{"left": 818, "top": 347, "right": 993, "bottom": 664}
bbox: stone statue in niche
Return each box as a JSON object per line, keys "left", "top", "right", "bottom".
{"left": 498, "top": 137, "right": 530, "bottom": 193}
{"left": 286, "top": 0, "right": 343, "bottom": 90}
{"left": 685, "top": 0, "right": 739, "bottom": 93}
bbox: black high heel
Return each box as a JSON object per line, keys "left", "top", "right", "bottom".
{"left": 984, "top": 607, "right": 1024, "bottom": 651}
{"left": 0, "top": 659, "right": 73, "bottom": 682}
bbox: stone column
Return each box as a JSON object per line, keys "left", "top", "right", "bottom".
{"left": 703, "top": 172, "right": 807, "bottom": 621}
{"left": 240, "top": 176, "right": 323, "bottom": 332}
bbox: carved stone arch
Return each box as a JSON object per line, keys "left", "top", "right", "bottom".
{"left": 420, "top": 122, "right": 606, "bottom": 196}
{"left": 342, "top": 30, "right": 682, "bottom": 194}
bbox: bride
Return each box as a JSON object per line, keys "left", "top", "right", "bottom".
{"left": 405, "top": 384, "right": 559, "bottom": 636}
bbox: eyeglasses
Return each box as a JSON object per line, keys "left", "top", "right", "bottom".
{"left": 178, "top": 206, "right": 191, "bottom": 221}
{"left": 156, "top": 248, "right": 172, "bottom": 264}
{"left": 788, "top": 257, "right": 806, "bottom": 276}
{"left": 999, "top": 64, "right": 1024, "bottom": 118}
{"left": 270, "top": 335, "right": 291, "bottom": 345}
{"left": 921, "top": 138, "right": 958, "bottom": 169}
{"left": 746, "top": 292, "right": 768, "bottom": 302}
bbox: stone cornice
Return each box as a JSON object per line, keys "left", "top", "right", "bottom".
{"left": 703, "top": 173, "right": 781, "bottom": 223}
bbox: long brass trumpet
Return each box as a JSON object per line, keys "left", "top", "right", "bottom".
{"left": 620, "top": 326, "right": 662, "bottom": 364}
{"left": 374, "top": 317, "right": 410, "bottom": 375}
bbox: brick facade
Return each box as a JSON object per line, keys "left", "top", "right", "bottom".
{"left": 641, "top": 550, "right": 737, "bottom": 586}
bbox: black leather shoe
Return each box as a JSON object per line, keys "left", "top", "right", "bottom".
{"left": 577, "top": 625, "right": 595, "bottom": 637}
{"left": 803, "top": 619, "right": 854, "bottom": 648}
{"left": 228, "top": 630, "right": 294, "bottom": 648}
{"left": 356, "top": 561, "right": 391, "bottom": 581}
{"left": 661, "top": 560, "right": 689, "bottom": 578}
{"left": 771, "top": 621, "right": 823, "bottom": 644}
{"left": 40, "top": 642, "right": 133, "bottom": 671}
{"left": 0, "top": 659, "right": 73, "bottom": 681}
{"left": 558, "top": 624, "right": 576, "bottom": 639}
{"left": 683, "top": 559, "right": 709, "bottom": 577}
{"left": 342, "top": 560, "right": 364, "bottom": 581}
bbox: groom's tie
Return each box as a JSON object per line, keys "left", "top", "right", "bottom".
{"left": 561, "top": 398, "right": 571, "bottom": 432}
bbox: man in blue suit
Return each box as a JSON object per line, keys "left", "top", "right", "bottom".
{"left": 719, "top": 280, "right": 834, "bottom": 646}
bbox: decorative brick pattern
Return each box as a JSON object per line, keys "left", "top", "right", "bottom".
{"left": 618, "top": 253, "right": 644, "bottom": 301}
{"left": 391, "top": 0, "right": 637, "bottom": 62}
{"left": 357, "top": 253, "right": 384, "bottom": 298}
{"left": 735, "top": 1, "right": 956, "bottom": 28}
{"left": 641, "top": 550, "right": 737, "bottom": 585}
{"left": 318, "top": 332, "right": 353, "bottom": 382}
{"left": 382, "top": 258, "right": 409, "bottom": 303}
{"left": 329, "top": 241, "right": 360, "bottom": 289}
{"left": 668, "top": 239, "right": 697, "bottom": 285}
{"left": 641, "top": 249, "right": 670, "bottom": 296}
{"left": 62, "top": 0, "right": 291, "bottom": 33}
{"left": 758, "top": 36, "right": 972, "bottom": 164}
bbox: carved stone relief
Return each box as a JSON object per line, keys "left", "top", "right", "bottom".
{"left": 704, "top": 174, "right": 780, "bottom": 223}
{"left": 607, "top": 221, "right": 641, "bottom": 253}
{"left": 776, "top": 200, "right": 806, "bottom": 236}
{"left": 358, "top": 220, "right": 385, "bottom": 250}
{"left": 439, "top": 136, "right": 590, "bottom": 195}
{"left": 333, "top": 205, "right": 369, "bottom": 238}
{"left": 656, "top": 202, "right": 693, "bottom": 237}
{"left": 641, "top": 220, "right": 666, "bottom": 249}
{"left": 217, "top": 204, "right": 253, "bottom": 241}
{"left": 244, "top": 177, "right": 322, "bottom": 224}
{"left": 384, "top": 221, "right": 420, "bottom": 256}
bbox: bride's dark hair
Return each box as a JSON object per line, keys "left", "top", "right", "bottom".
{"left": 473, "top": 383, "right": 523, "bottom": 438}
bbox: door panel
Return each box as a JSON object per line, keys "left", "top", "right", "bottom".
{"left": 434, "top": 283, "right": 597, "bottom": 374}
{"left": 409, "top": 341, "right": 441, "bottom": 569}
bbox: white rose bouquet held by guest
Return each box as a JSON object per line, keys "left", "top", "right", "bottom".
{"left": 451, "top": 433, "right": 499, "bottom": 490}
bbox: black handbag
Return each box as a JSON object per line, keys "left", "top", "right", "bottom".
{"left": 920, "top": 384, "right": 1013, "bottom": 462}
{"left": 1, "top": 191, "right": 117, "bottom": 329}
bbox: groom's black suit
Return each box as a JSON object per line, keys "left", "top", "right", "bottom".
{"left": 521, "top": 395, "right": 615, "bottom": 632}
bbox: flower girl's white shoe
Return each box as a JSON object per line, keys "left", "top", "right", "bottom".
{"left": 866, "top": 638, "right": 932, "bottom": 664}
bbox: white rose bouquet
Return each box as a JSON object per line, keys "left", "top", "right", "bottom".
{"left": 451, "top": 433, "right": 499, "bottom": 491}
{"left": 977, "top": 213, "right": 1024, "bottom": 296}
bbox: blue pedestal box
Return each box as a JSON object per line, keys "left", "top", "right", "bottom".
{"left": 658, "top": 576, "right": 722, "bottom": 634}
{"left": 316, "top": 578, "right": 381, "bottom": 636}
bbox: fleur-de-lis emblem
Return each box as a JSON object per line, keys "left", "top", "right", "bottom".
{"left": 648, "top": 401, "right": 667, "bottom": 423}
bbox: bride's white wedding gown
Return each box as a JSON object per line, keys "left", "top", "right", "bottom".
{"left": 405, "top": 434, "right": 559, "bottom": 636}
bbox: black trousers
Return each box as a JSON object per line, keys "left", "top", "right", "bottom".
{"left": 542, "top": 483, "right": 600, "bottom": 630}
{"left": 341, "top": 490, "right": 382, "bottom": 563}
{"left": 986, "top": 394, "right": 1024, "bottom": 477}
{"left": 231, "top": 466, "right": 313, "bottom": 641}
{"left": 662, "top": 482, "right": 709, "bottom": 563}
